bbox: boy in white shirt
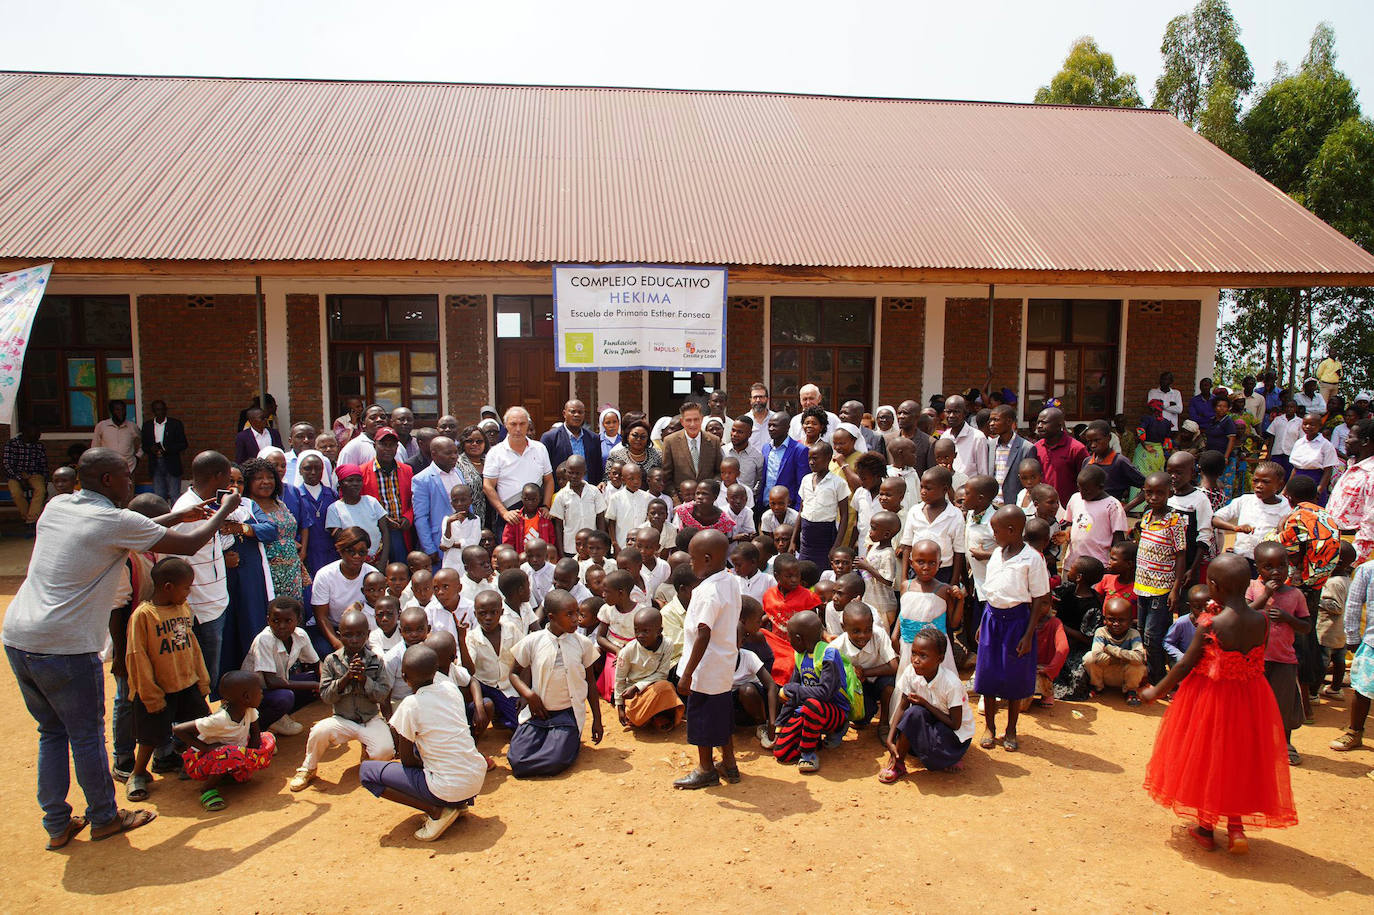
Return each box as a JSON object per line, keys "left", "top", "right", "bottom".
{"left": 716, "top": 457, "right": 754, "bottom": 512}
{"left": 1211, "top": 461, "right": 1291, "bottom": 567}
{"left": 496, "top": 568, "right": 538, "bottom": 632}
{"left": 427, "top": 568, "right": 477, "bottom": 640}
{"left": 635, "top": 526, "right": 671, "bottom": 598}
{"left": 759, "top": 485, "right": 801, "bottom": 536}
{"left": 730, "top": 541, "right": 776, "bottom": 605}
{"left": 605, "top": 462, "right": 653, "bottom": 549}
{"left": 898, "top": 467, "right": 966, "bottom": 587}
{"left": 722, "top": 483, "right": 757, "bottom": 541}
{"left": 1266, "top": 400, "right": 1303, "bottom": 472}
{"left": 520, "top": 538, "right": 555, "bottom": 608}
{"left": 175, "top": 670, "right": 277, "bottom": 805}
{"left": 674, "top": 530, "right": 743, "bottom": 789}
{"left": 831, "top": 602, "right": 898, "bottom": 737}
{"left": 467, "top": 591, "right": 523, "bottom": 730}
{"left": 367, "top": 596, "right": 404, "bottom": 655}
{"left": 241, "top": 597, "right": 321, "bottom": 736}
{"left": 549, "top": 455, "right": 606, "bottom": 557}
{"left": 857, "top": 511, "right": 900, "bottom": 629}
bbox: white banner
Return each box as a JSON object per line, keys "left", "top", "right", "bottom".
{"left": 552, "top": 264, "right": 727, "bottom": 371}
{"left": 0, "top": 263, "right": 52, "bottom": 425}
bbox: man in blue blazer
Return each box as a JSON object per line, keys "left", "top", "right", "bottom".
{"left": 412, "top": 435, "right": 460, "bottom": 561}
{"left": 756, "top": 411, "right": 809, "bottom": 508}
{"left": 233, "top": 406, "right": 282, "bottom": 464}
{"left": 539, "top": 399, "right": 604, "bottom": 485}
{"left": 984, "top": 404, "right": 1034, "bottom": 506}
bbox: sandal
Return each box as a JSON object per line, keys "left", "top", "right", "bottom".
{"left": 126, "top": 772, "right": 151, "bottom": 802}
{"left": 878, "top": 761, "right": 907, "bottom": 784}
{"left": 1125, "top": 691, "right": 1141, "bottom": 707}
{"left": 91, "top": 808, "right": 157, "bottom": 841}
{"left": 1330, "top": 729, "right": 1364, "bottom": 752}
{"left": 979, "top": 734, "right": 996, "bottom": 750}
{"left": 1003, "top": 735, "right": 1020, "bottom": 752}
{"left": 1188, "top": 826, "right": 1217, "bottom": 851}
{"left": 199, "top": 788, "right": 227, "bottom": 811}
{"left": 45, "top": 815, "right": 88, "bottom": 851}
{"left": 1287, "top": 745, "right": 1302, "bottom": 766}
{"left": 714, "top": 763, "right": 742, "bottom": 784}
{"left": 1227, "top": 825, "right": 1249, "bottom": 855}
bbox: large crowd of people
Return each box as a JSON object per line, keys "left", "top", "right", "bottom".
{"left": 5, "top": 359, "right": 1373, "bottom": 849}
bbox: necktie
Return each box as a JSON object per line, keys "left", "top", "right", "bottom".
{"left": 689, "top": 436, "right": 699, "bottom": 473}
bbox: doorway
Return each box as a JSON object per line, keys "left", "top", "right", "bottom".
{"left": 495, "top": 295, "right": 567, "bottom": 434}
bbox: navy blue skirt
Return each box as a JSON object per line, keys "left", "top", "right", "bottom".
{"left": 897, "top": 705, "right": 969, "bottom": 770}
{"left": 508, "top": 708, "right": 581, "bottom": 778}
{"left": 798, "top": 518, "right": 837, "bottom": 567}
{"left": 686, "top": 690, "right": 734, "bottom": 747}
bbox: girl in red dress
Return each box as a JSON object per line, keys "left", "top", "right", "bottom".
{"left": 1140, "top": 553, "right": 1296, "bottom": 854}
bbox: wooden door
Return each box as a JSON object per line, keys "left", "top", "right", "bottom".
{"left": 496, "top": 339, "right": 566, "bottom": 435}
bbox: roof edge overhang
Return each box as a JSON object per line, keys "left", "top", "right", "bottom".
{"left": 2, "top": 259, "right": 1371, "bottom": 290}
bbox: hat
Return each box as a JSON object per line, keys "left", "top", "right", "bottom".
{"left": 480, "top": 404, "right": 499, "bottom": 418}
{"left": 1356, "top": 391, "right": 1372, "bottom": 403}
{"left": 1181, "top": 420, "right": 1200, "bottom": 435}
{"left": 1000, "top": 387, "right": 1017, "bottom": 406}
{"left": 374, "top": 426, "right": 399, "bottom": 441}
{"left": 336, "top": 463, "right": 363, "bottom": 479}
{"left": 478, "top": 418, "right": 499, "bottom": 432}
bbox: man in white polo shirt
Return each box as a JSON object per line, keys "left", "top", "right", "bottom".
{"left": 787, "top": 384, "right": 841, "bottom": 444}
{"left": 483, "top": 406, "right": 554, "bottom": 544}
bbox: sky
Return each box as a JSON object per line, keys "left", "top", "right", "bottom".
{"left": 1, "top": 1, "right": 1370, "bottom": 108}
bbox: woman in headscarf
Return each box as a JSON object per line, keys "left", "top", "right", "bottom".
{"left": 830, "top": 422, "right": 867, "bottom": 548}
{"left": 293, "top": 450, "right": 339, "bottom": 580}
{"left": 875, "top": 405, "right": 899, "bottom": 449}
{"left": 1133, "top": 398, "right": 1173, "bottom": 484}
{"left": 599, "top": 407, "right": 621, "bottom": 463}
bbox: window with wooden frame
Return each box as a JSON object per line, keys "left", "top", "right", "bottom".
{"left": 20, "top": 295, "right": 134, "bottom": 430}
{"left": 769, "top": 297, "right": 874, "bottom": 416}
{"left": 1024, "top": 299, "right": 1120, "bottom": 419}
{"left": 327, "top": 295, "right": 440, "bottom": 420}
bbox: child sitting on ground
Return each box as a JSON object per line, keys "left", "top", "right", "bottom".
{"left": 833, "top": 601, "right": 898, "bottom": 737}
{"left": 175, "top": 670, "right": 277, "bottom": 810}
{"left": 856, "top": 510, "right": 900, "bottom": 630}
{"left": 1165, "top": 585, "right": 1210, "bottom": 668}
{"left": 1094, "top": 541, "right": 1137, "bottom": 615}
{"left": 354, "top": 570, "right": 388, "bottom": 629}
{"left": 125, "top": 557, "right": 209, "bottom": 802}
{"left": 290, "top": 609, "right": 394, "bottom": 791}
{"left": 502, "top": 482, "right": 557, "bottom": 551}
{"left": 360, "top": 644, "right": 487, "bottom": 842}
{"left": 401, "top": 568, "right": 434, "bottom": 614}
{"left": 1024, "top": 605, "right": 1068, "bottom": 709}
{"left": 465, "top": 591, "right": 520, "bottom": 731}
{"left": 243, "top": 596, "right": 321, "bottom": 736}
{"left": 1084, "top": 596, "right": 1148, "bottom": 704}
{"left": 1051, "top": 556, "right": 1105, "bottom": 701}
{"left": 821, "top": 572, "right": 866, "bottom": 638}
{"left": 614, "top": 606, "right": 684, "bottom": 731}
{"left": 384, "top": 561, "right": 411, "bottom": 602}
{"left": 508, "top": 590, "right": 604, "bottom": 777}
{"left": 880, "top": 627, "right": 973, "bottom": 782}
{"left": 733, "top": 602, "right": 779, "bottom": 747}
{"left": 386, "top": 606, "right": 433, "bottom": 708}
{"left": 427, "top": 568, "right": 477, "bottom": 640}
{"left": 773, "top": 610, "right": 854, "bottom": 773}
{"left": 772, "top": 522, "right": 797, "bottom": 558}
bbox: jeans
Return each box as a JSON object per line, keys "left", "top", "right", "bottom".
{"left": 6, "top": 647, "right": 118, "bottom": 835}
{"left": 193, "top": 613, "right": 226, "bottom": 698}
{"left": 1137, "top": 593, "right": 1174, "bottom": 685}
{"left": 150, "top": 460, "right": 182, "bottom": 504}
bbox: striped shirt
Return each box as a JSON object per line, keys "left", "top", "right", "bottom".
{"left": 373, "top": 460, "right": 403, "bottom": 523}
{"left": 1133, "top": 509, "right": 1187, "bottom": 597}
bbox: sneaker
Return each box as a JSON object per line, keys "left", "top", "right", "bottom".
{"left": 1125, "top": 690, "right": 1141, "bottom": 707}
{"left": 797, "top": 752, "right": 820, "bottom": 773}
{"left": 289, "top": 767, "right": 316, "bottom": 792}
{"left": 1321, "top": 685, "right": 1344, "bottom": 700}
{"left": 269, "top": 714, "right": 304, "bottom": 736}
{"left": 414, "top": 806, "right": 464, "bottom": 841}
{"left": 755, "top": 724, "right": 775, "bottom": 750}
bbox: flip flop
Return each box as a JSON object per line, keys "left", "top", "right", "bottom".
{"left": 45, "top": 816, "right": 88, "bottom": 851}
{"left": 199, "top": 788, "right": 227, "bottom": 811}
{"left": 91, "top": 808, "right": 157, "bottom": 841}
{"left": 979, "top": 735, "right": 996, "bottom": 750}
{"left": 126, "top": 773, "right": 151, "bottom": 802}
{"left": 878, "top": 762, "right": 907, "bottom": 784}
{"left": 1003, "top": 735, "right": 1020, "bottom": 752}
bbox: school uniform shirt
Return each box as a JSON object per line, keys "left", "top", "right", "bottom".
{"left": 613, "top": 636, "right": 676, "bottom": 706}
{"left": 605, "top": 487, "right": 652, "bottom": 545}
{"left": 981, "top": 543, "right": 1050, "bottom": 609}
{"left": 550, "top": 484, "right": 607, "bottom": 555}
{"left": 1288, "top": 434, "right": 1338, "bottom": 471}
{"left": 947, "top": 423, "right": 988, "bottom": 477}
{"left": 503, "top": 601, "right": 539, "bottom": 633}
{"left": 759, "top": 507, "right": 800, "bottom": 534}
{"left": 862, "top": 543, "right": 898, "bottom": 620}
{"left": 1267, "top": 415, "right": 1303, "bottom": 456}
{"left": 677, "top": 568, "right": 742, "bottom": 695}
{"left": 311, "top": 561, "right": 380, "bottom": 626}
{"left": 511, "top": 629, "right": 600, "bottom": 734}
{"left": 895, "top": 664, "right": 976, "bottom": 743}
{"left": 390, "top": 678, "right": 487, "bottom": 804}
{"left": 722, "top": 504, "right": 756, "bottom": 537}
{"left": 439, "top": 516, "right": 482, "bottom": 568}
{"left": 242, "top": 625, "right": 320, "bottom": 679}
{"left": 367, "top": 627, "right": 404, "bottom": 655}
{"left": 1212, "top": 494, "right": 1292, "bottom": 559}
{"left": 164, "top": 488, "right": 229, "bottom": 624}
{"left": 887, "top": 465, "right": 921, "bottom": 515}
{"left": 799, "top": 471, "right": 850, "bottom": 524}
{"left": 731, "top": 647, "right": 766, "bottom": 689}
{"left": 426, "top": 596, "right": 477, "bottom": 638}
{"left": 715, "top": 484, "right": 755, "bottom": 514}
{"left": 660, "top": 596, "right": 686, "bottom": 665}
{"left": 823, "top": 600, "right": 886, "bottom": 638}
{"left": 641, "top": 559, "right": 670, "bottom": 600}
{"left": 736, "top": 569, "right": 777, "bottom": 605}
{"left": 597, "top": 602, "right": 639, "bottom": 652}
{"left": 831, "top": 630, "right": 897, "bottom": 680}
{"left": 325, "top": 496, "right": 389, "bottom": 561}
{"left": 899, "top": 500, "right": 967, "bottom": 568}
{"left": 852, "top": 487, "right": 878, "bottom": 554}
{"left": 460, "top": 574, "right": 498, "bottom": 605}
{"left": 964, "top": 506, "right": 997, "bottom": 595}
{"left": 522, "top": 561, "right": 555, "bottom": 608}
{"left": 1064, "top": 494, "right": 1129, "bottom": 567}
{"left": 193, "top": 706, "right": 258, "bottom": 748}
{"left": 468, "top": 619, "right": 523, "bottom": 694}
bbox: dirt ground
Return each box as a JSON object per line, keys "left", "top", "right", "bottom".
{"left": 1, "top": 587, "right": 1371, "bottom": 914}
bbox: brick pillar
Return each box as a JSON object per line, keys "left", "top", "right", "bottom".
{"left": 137, "top": 293, "right": 262, "bottom": 460}
{"left": 286, "top": 293, "right": 324, "bottom": 430}
{"left": 879, "top": 297, "right": 925, "bottom": 406}
{"left": 618, "top": 371, "right": 644, "bottom": 414}
{"left": 726, "top": 296, "right": 764, "bottom": 415}
{"left": 1125, "top": 299, "right": 1201, "bottom": 413}
{"left": 943, "top": 297, "right": 1023, "bottom": 398}
{"left": 446, "top": 295, "right": 489, "bottom": 420}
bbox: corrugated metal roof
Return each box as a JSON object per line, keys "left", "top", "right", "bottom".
{"left": 1, "top": 71, "right": 1372, "bottom": 277}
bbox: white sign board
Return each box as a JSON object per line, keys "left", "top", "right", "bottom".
{"left": 552, "top": 264, "right": 727, "bottom": 371}
{"left": 0, "top": 263, "right": 52, "bottom": 425}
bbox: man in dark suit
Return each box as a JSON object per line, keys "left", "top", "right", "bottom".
{"left": 895, "top": 399, "right": 935, "bottom": 475}
{"left": 660, "top": 400, "right": 721, "bottom": 492}
{"left": 142, "top": 399, "right": 188, "bottom": 503}
{"left": 234, "top": 405, "right": 282, "bottom": 464}
{"left": 539, "top": 399, "right": 604, "bottom": 485}
{"left": 985, "top": 403, "right": 1034, "bottom": 506}
{"left": 840, "top": 400, "right": 887, "bottom": 460}
{"left": 756, "top": 411, "right": 808, "bottom": 508}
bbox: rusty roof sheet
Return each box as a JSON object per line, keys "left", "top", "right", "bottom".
{"left": 1, "top": 71, "right": 1372, "bottom": 278}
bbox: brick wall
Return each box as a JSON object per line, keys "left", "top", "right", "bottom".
{"left": 879, "top": 297, "right": 925, "bottom": 406}
{"left": 618, "top": 371, "right": 643, "bottom": 414}
{"left": 1125, "top": 299, "right": 1201, "bottom": 415}
{"left": 943, "top": 297, "right": 1023, "bottom": 398}
{"left": 286, "top": 293, "right": 324, "bottom": 429}
{"left": 726, "top": 296, "right": 765, "bottom": 415}
{"left": 137, "top": 293, "right": 262, "bottom": 461}
{"left": 446, "top": 295, "right": 489, "bottom": 420}
{"left": 575, "top": 373, "right": 594, "bottom": 409}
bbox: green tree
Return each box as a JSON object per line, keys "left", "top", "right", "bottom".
{"left": 1153, "top": 0, "right": 1254, "bottom": 128}
{"left": 1034, "top": 36, "right": 1143, "bottom": 107}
